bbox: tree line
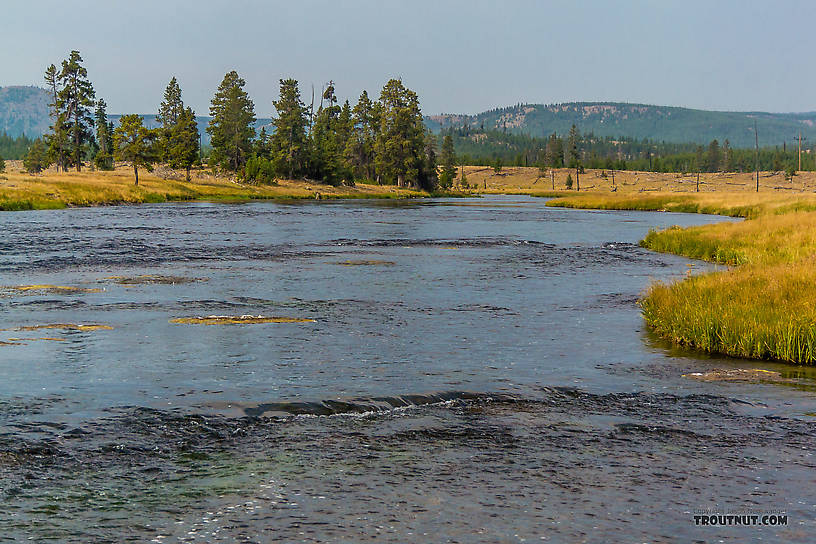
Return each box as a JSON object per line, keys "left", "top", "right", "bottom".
{"left": 210, "top": 74, "right": 438, "bottom": 190}
{"left": 26, "top": 51, "right": 440, "bottom": 190}
{"left": 23, "top": 51, "right": 200, "bottom": 184}
{"left": 21, "top": 51, "right": 814, "bottom": 183}
{"left": 446, "top": 124, "right": 816, "bottom": 175}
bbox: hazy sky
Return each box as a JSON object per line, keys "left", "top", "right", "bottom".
{"left": 4, "top": 0, "right": 816, "bottom": 116}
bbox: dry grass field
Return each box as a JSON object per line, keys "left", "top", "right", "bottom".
{"left": 457, "top": 165, "right": 816, "bottom": 195}
{"left": 0, "top": 160, "right": 425, "bottom": 210}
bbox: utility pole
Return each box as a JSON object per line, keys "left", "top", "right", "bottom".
{"left": 791, "top": 131, "right": 807, "bottom": 172}
{"left": 754, "top": 120, "right": 760, "bottom": 192}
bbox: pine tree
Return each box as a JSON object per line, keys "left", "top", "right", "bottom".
{"left": 723, "top": 139, "right": 733, "bottom": 172}
{"left": 418, "top": 129, "right": 439, "bottom": 191}
{"left": 157, "top": 77, "right": 184, "bottom": 128}
{"left": 113, "top": 114, "right": 157, "bottom": 185}
{"left": 309, "top": 81, "right": 344, "bottom": 184}
{"left": 345, "top": 90, "right": 379, "bottom": 181}
{"left": 439, "top": 133, "right": 457, "bottom": 188}
{"left": 207, "top": 71, "right": 256, "bottom": 172}
{"left": 166, "top": 107, "right": 200, "bottom": 181}
{"left": 707, "top": 139, "right": 721, "bottom": 172}
{"left": 492, "top": 157, "right": 503, "bottom": 173}
{"left": 94, "top": 99, "right": 114, "bottom": 170}
{"left": 44, "top": 63, "right": 68, "bottom": 172}
{"left": 270, "top": 78, "right": 308, "bottom": 179}
{"left": 0, "top": 154, "right": 5, "bottom": 173}
{"left": 157, "top": 77, "right": 187, "bottom": 163}
{"left": 255, "top": 127, "right": 272, "bottom": 158}
{"left": 24, "top": 139, "right": 48, "bottom": 173}
{"left": 336, "top": 100, "right": 353, "bottom": 166}
{"left": 56, "top": 51, "right": 96, "bottom": 171}
{"left": 375, "top": 79, "right": 425, "bottom": 188}
{"left": 544, "top": 132, "right": 563, "bottom": 167}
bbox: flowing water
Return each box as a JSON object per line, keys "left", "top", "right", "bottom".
{"left": 0, "top": 195, "right": 814, "bottom": 542}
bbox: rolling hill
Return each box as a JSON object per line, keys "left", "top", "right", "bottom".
{"left": 3, "top": 85, "right": 816, "bottom": 149}
{"left": 426, "top": 102, "right": 816, "bottom": 148}
{"left": 0, "top": 86, "right": 51, "bottom": 138}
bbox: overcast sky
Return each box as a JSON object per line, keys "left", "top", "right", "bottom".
{"left": 3, "top": 0, "right": 815, "bottom": 116}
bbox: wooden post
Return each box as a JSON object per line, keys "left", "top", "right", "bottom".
{"left": 754, "top": 120, "right": 759, "bottom": 193}
{"left": 696, "top": 171, "right": 700, "bottom": 192}
{"left": 799, "top": 131, "right": 802, "bottom": 172}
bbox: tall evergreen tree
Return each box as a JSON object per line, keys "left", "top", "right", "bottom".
{"left": 439, "top": 133, "right": 457, "bottom": 188}
{"left": 419, "top": 129, "right": 439, "bottom": 191}
{"left": 44, "top": 63, "right": 67, "bottom": 172}
{"left": 56, "top": 51, "right": 96, "bottom": 171}
{"left": 270, "top": 78, "right": 308, "bottom": 179}
{"left": 345, "top": 90, "right": 379, "bottom": 181}
{"left": 157, "top": 77, "right": 187, "bottom": 163}
{"left": 94, "top": 99, "right": 114, "bottom": 170}
{"left": 722, "top": 139, "right": 733, "bottom": 172}
{"left": 157, "top": 77, "right": 184, "bottom": 128}
{"left": 374, "top": 79, "right": 425, "bottom": 188}
{"left": 336, "top": 100, "right": 353, "bottom": 162}
{"left": 113, "top": 114, "right": 157, "bottom": 185}
{"left": 309, "top": 82, "right": 351, "bottom": 185}
{"left": 207, "top": 71, "right": 256, "bottom": 172}
{"left": 545, "top": 132, "right": 564, "bottom": 167}
{"left": 166, "top": 106, "right": 200, "bottom": 181}
{"left": 707, "top": 139, "right": 721, "bottom": 172}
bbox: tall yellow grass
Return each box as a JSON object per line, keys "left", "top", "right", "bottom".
{"left": 0, "top": 167, "right": 425, "bottom": 210}
{"left": 545, "top": 191, "right": 816, "bottom": 364}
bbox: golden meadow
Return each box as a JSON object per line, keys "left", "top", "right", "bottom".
{"left": 546, "top": 191, "right": 816, "bottom": 364}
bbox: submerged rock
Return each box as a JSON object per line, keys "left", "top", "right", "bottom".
{"left": 1, "top": 323, "right": 113, "bottom": 332}
{"left": 102, "top": 275, "right": 207, "bottom": 285}
{"left": 334, "top": 259, "right": 396, "bottom": 266}
{"left": 682, "top": 368, "right": 792, "bottom": 383}
{"left": 169, "top": 315, "right": 315, "bottom": 325}
{"left": 5, "top": 285, "right": 103, "bottom": 294}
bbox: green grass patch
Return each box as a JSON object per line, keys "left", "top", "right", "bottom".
{"left": 545, "top": 191, "right": 816, "bottom": 364}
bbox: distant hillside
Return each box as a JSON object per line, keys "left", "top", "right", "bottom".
{"left": 0, "top": 86, "right": 272, "bottom": 145}
{"left": 426, "top": 102, "right": 816, "bottom": 148}
{"left": 4, "top": 85, "right": 816, "bottom": 149}
{"left": 108, "top": 115, "right": 273, "bottom": 147}
{"left": 0, "top": 86, "right": 50, "bottom": 137}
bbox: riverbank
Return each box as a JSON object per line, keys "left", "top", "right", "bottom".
{"left": 544, "top": 191, "right": 816, "bottom": 364}
{"left": 9, "top": 162, "right": 816, "bottom": 211}
{"left": 0, "top": 163, "right": 427, "bottom": 210}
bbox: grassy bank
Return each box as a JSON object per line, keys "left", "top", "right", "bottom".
{"left": 0, "top": 165, "right": 428, "bottom": 210}
{"left": 544, "top": 191, "right": 816, "bottom": 364}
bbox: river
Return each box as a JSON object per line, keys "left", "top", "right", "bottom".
{"left": 0, "top": 195, "right": 813, "bottom": 542}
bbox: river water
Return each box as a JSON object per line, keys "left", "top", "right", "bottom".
{"left": 0, "top": 195, "right": 814, "bottom": 542}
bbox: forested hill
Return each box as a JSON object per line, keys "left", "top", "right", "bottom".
{"left": 425, "top": 102, "right": 816, "bottom": 148}
{"left": 0, "top": 86, "right": 50, "bottom": 138}
{"left": 4, "top": 84, "right": 816, "bottom": 149}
